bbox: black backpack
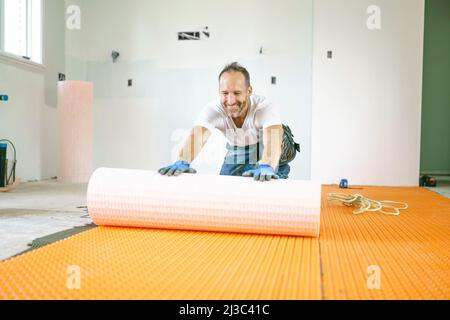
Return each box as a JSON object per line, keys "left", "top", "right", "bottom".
{"left": 279, "top": 124, "right": 301, "bottom": 166}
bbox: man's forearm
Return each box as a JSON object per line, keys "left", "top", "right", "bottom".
{"left": 260, "top": 125, "right": 283, "bottom": 169}
{"left": 178, "top": 126, "right": 211, "bottom": 163}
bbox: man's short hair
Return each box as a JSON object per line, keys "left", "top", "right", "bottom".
{"left": 219, "top": 62, "right": 251, "bottom": 88}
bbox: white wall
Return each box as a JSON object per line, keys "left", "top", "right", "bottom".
{"left": 41, "top": 0, "right": 66, "bottom": 180}
{"left": 65, "top": 0, "right": 313, "bottom": 179}
{"left": 0, "top": 0, "right": 65, "bottom": 181}
{"left": 0, "top": 63, "right": 43, "bottom": 181}
{"left": 1, "top": 0, "right": 427, "bottom": 184}
{"left": 44, "top": 0, "right": 66, "bottom": 109}
{"left": 311, "top": 0, "right": 425, "bottom": 186}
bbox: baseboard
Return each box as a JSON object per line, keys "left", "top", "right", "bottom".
{"left": 420, "top": 171, "right": 450, "bottom": 176}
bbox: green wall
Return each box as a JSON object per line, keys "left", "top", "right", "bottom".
{"left": 420, "top": 0, "right": 450, "bottom": 175}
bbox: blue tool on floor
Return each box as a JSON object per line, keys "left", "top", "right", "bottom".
{"left": 339, "top": 179, "right": 349, "bottom": 189}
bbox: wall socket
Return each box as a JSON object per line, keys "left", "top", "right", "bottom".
{"left": 128, "top": 79, "right": 133, "bottom": 87}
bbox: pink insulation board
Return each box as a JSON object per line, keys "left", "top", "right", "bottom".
{"left": 58, "top": 81, "right": 93, "bottom": 183}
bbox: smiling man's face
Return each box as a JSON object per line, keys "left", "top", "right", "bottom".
{"left": 219, "top": 71, "right": 253, "bottom": 120}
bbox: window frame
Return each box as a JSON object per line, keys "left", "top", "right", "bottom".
{"left": 0, "top": 0, "right": 4, "bottom": 52}
{"left": 0, "top": 0, "right": 46, "bottom": 70}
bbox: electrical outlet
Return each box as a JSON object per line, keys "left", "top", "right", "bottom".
{"left": 271, "top": 77, "right": 277, "bottom": 85}
{"left": 327, "top": 51, "right": 333, "bottom": 59}
{"left": 128, "top": 79, "right": 133, "bottom": 87}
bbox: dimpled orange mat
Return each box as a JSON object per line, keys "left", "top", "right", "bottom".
{"left": 0, "top": 228, "right": 321, "bottom": 300}
{"left": 320, "top": 185, "right": 450, "bottom": 300}
{"left": 0, "top": 185, "right": 449, "bottom": 300}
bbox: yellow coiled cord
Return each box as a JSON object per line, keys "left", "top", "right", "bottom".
{"left": 327, "top": 193, "right": 408, "bottom": 216}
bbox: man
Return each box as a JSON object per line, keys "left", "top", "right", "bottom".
{"left": 159, "top": 62, "right": 298, "bottom": 181}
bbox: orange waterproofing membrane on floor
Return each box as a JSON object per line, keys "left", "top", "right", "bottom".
{"left": 319, "top": 185, "right": 450, "bottom": 300}
{"left": 0, "top": 186, "right": 449, "bottom": 300}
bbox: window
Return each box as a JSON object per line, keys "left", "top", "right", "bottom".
{"left": 0, "top": 0, "right": 42, "bottom": 64}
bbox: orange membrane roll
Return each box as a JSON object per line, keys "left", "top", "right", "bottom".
{"left": 87, "top": 168, "right": 322, "bottom": 237}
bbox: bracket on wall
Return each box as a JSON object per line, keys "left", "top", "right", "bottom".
{"left": 112, "top": 51, "right": 120, "bottom": 63}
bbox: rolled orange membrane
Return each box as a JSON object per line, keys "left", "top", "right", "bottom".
{"left": 87, "top": 168, "right": 321, "bottom": 237}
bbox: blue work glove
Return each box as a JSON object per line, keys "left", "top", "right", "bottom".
{"left": 158, "top": 160, "right": 197, "bottom": 176}
{"left": 242, "top": 164, "right": 279, "bottom": 182}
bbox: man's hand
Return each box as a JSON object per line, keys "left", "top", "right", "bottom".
{"left": 243, "top": 164, "right": 279, "bottom": 182}
{"left": 158, "top": 161, "right": 197, "bottom": 176}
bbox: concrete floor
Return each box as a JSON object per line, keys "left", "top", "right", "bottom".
{"left": 0, "top": 180, "right": 91, "bottom": 261}
{"left": 1, "top": 176, "right": 449, "bottom": 262}
{"left": 425, "top": 175, "right": 450, "bottom": 198}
